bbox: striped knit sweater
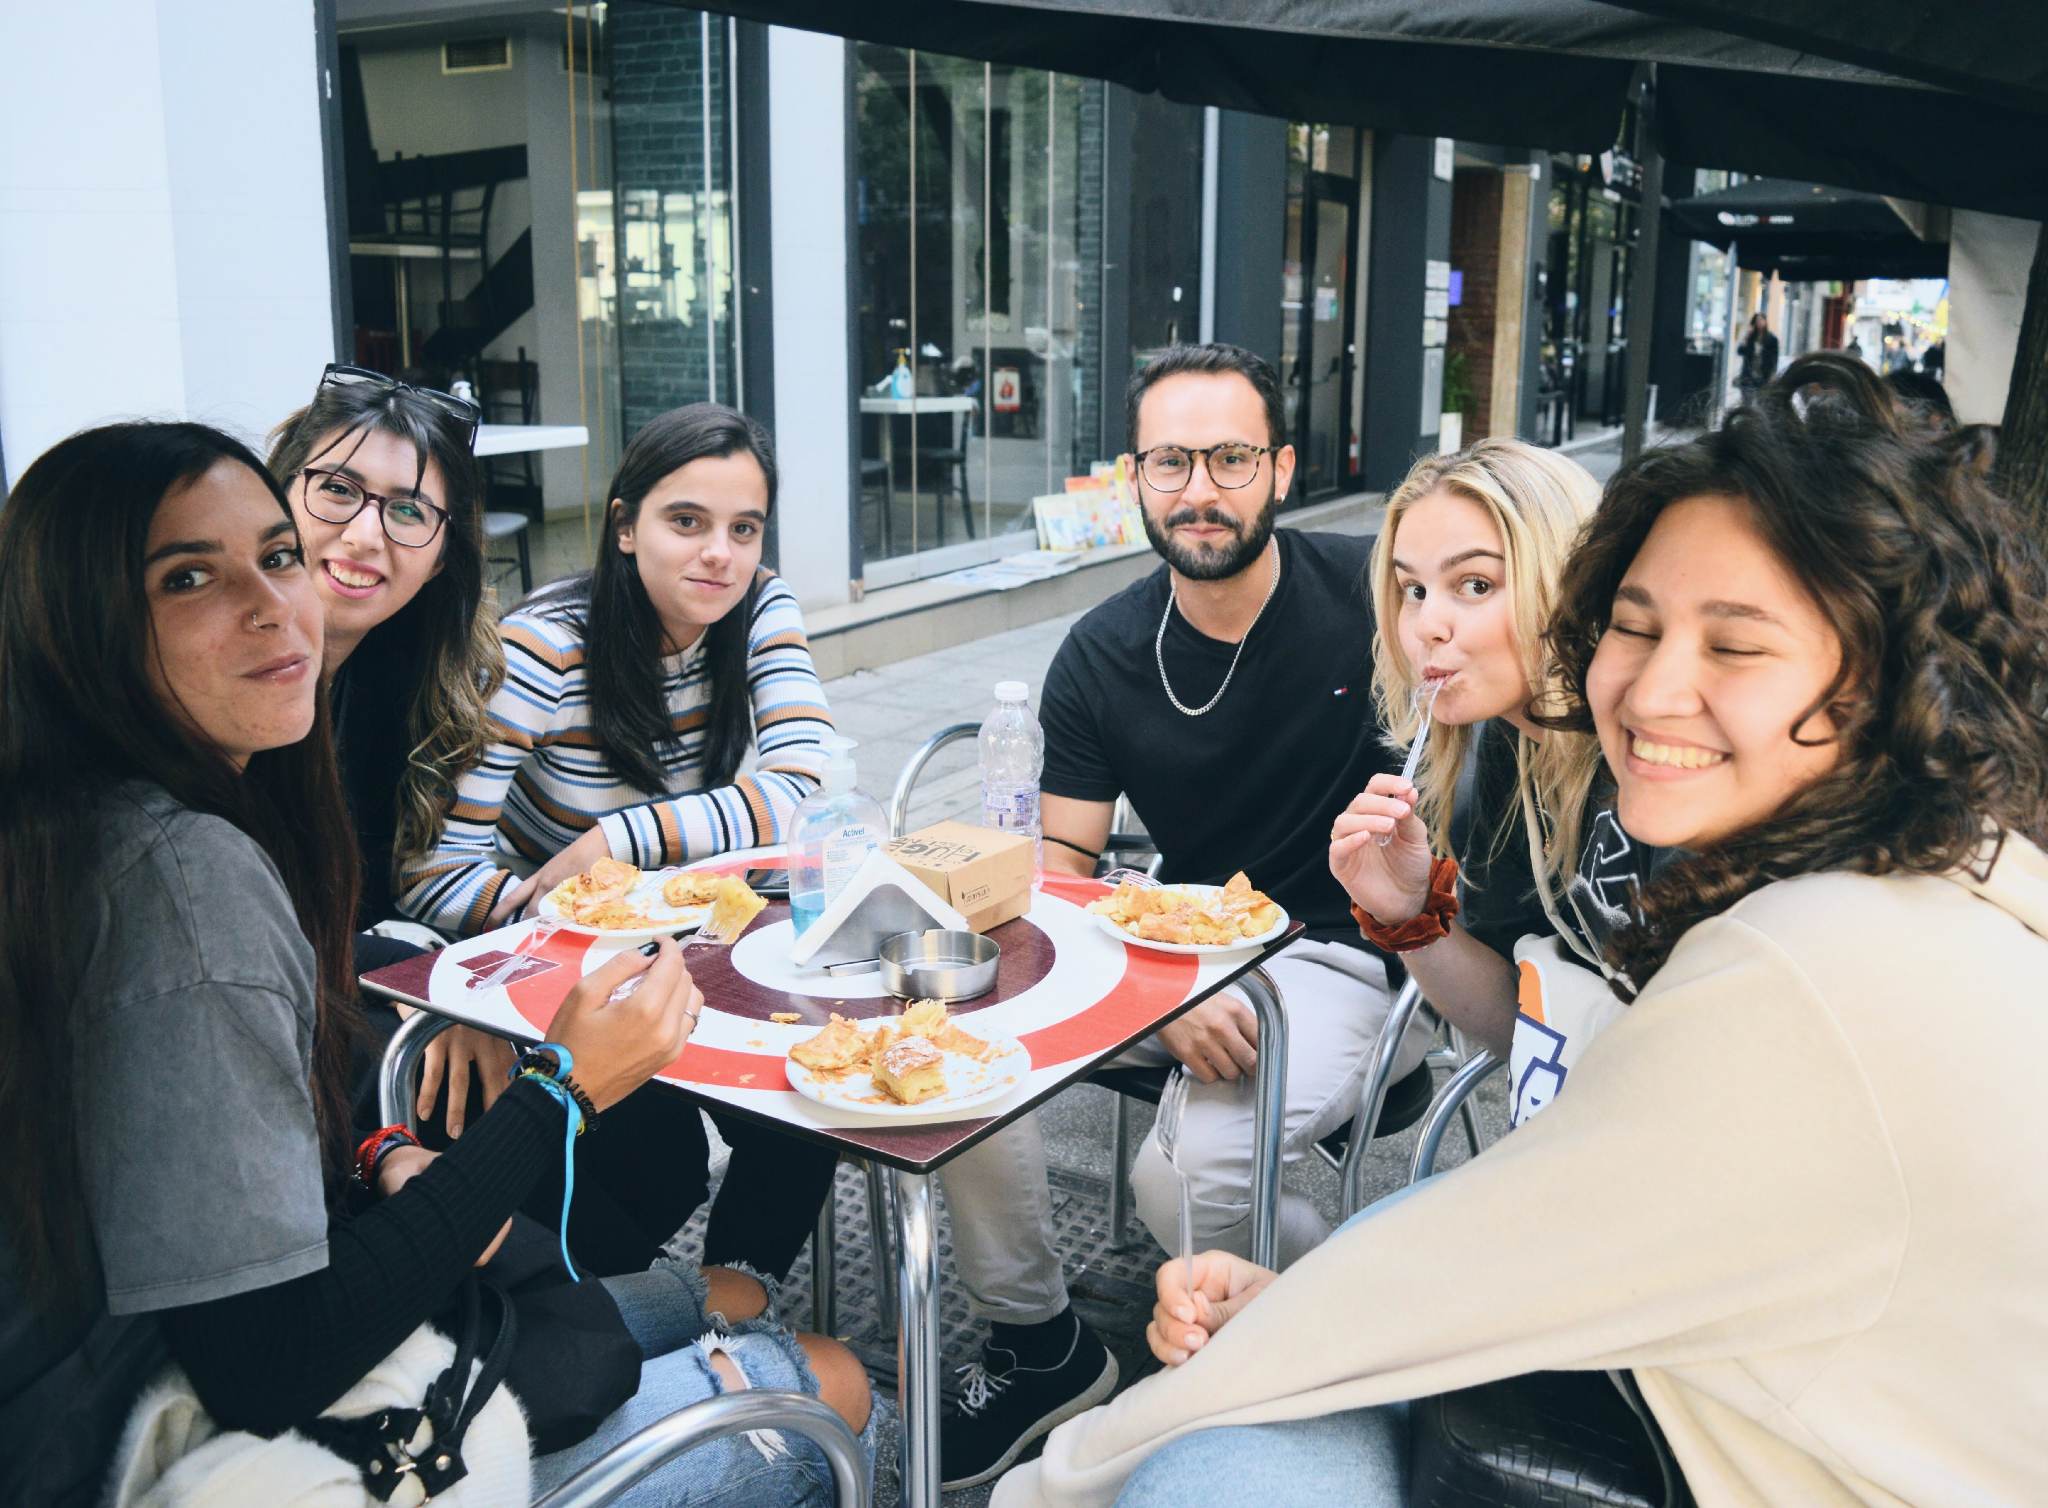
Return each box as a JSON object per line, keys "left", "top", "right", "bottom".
{"left": 397, "top": 571, "right": 833, "bottom": 935}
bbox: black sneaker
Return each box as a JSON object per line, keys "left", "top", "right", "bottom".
{"left": 939, "top": 1313, "right": 1119, "bottom": 1490}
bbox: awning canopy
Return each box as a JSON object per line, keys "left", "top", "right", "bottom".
{"left": 1669, "top": 178, "right": 1949, "bottom": 281}
{"left": 699, "top": 0, "right": 2048, "bottom": 221}
{"left": 1605, "top": 0, "right": 2048, "bottom": 117}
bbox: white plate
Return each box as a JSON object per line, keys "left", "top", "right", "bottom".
{"left": 537, "top": 868, "right": 714, "bottom": 942}
{"left": 786, "top": 1028, "right": 1031, "bottom": 1120}
{"left": 1087, "top": 883, "right": 1290, "bottom": 955}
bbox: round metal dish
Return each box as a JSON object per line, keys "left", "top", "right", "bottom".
{"left": 879, "top": 929, "right": 1000, "bottom": 1001}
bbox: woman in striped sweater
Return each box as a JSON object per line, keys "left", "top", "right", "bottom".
{"left": 399, "top": 402, "right": 841, "bottom": 1277}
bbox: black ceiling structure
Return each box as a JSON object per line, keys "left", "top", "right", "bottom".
{"left": 698, "top": 0, "right": 2048, "bottom": 222}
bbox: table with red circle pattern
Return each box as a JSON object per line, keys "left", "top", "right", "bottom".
{"left": 362, "top": 851, "right": 1301, "bottom": 1508}
{"left": 361, "top": 856, "right": 1300, "bottom": 1171}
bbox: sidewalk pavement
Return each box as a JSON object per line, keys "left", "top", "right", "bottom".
{"left": 822, "top": 610, "right": 1082, "bottom": 835}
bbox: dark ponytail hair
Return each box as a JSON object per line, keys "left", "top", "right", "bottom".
{"left": 1542, "top": 352, "right": 2048, "bottom": 990}
{"left": 528, "top": 403, "right": 778, "bottom": 795}
{"left": 0, "top": 422, "right": 362, "bottom": 1306}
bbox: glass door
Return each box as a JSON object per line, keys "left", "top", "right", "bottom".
{"left": 1281, "top": 124, "right": 1359, "bottom": 504}
{"left": 1297, "top": 181, "right": 1355, "bottom": 497}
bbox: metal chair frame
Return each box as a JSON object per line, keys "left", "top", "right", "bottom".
{"left": 533, "top": 1389, "right": 868, "bottom": 1506}
{"left": 377, "top": 1010, "right": 879, "bottom": 1338}
{"left": 1407, "top": 1050, "right": 1506, "bottom": 1185}
{"left": 376, "top": 1015, "right": 870, "bottom": 1506}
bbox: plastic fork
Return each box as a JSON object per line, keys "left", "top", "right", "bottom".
{"left": 1100, "top": 866, "right": 1162, "bottom": 890}
{"left": 468, "top": 916, "right": 561, "bottom": 991}
{"left": 1377, "top": 679, "right": 1445, "bottom": 848}
{"left": 1154, "top": 1067, "right": 1195, "bottom": 1295}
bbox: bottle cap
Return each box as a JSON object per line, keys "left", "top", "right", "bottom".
{"left": 994, "top": 680, "right": 1029, "bottom": 703}
{"left": 819, "top": 733, "right": 859, "bottom": 791}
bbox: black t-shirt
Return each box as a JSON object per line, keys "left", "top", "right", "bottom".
{"left": 1040, "top": 529, "right": 1397, "bottom": 948}
{"left": 1456, "top": 719, "right": 1675, "bottom": 969}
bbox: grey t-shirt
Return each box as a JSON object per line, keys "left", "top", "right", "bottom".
{"left": 0, "top": 783, "right": 330, "bottom": 1504}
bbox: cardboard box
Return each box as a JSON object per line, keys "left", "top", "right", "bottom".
{"left": 883, "top": 820, "right": 1034, "bottom": 933}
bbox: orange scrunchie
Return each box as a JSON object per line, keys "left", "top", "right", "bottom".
{"left": 1351, "top": 855, "right": 1461, "bottom": 953}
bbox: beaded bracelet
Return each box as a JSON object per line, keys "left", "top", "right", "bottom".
{"left": 353, "top": 1123, "right": 422, "bottom": 1190}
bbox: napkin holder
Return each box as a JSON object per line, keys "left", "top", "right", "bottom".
{"left": 788, "top": 849, "right": 971, "bottom": 971}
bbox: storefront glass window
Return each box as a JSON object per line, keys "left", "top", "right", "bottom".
{"left": 852, "top": 45, "right": 1105, "bottom": 579}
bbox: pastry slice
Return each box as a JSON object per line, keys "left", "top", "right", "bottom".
{"left": 572, "top": 898, "right": 648, "bottom": 929}
{"left": 661, "top": 870, "right": 723, "bottom": 908}
{"left": 582, "top": 857, "right": 641, "bottom": 905}
{"left": 874, "top": 1037, "right": 948, "bottom": 1104}
{"left": 704, "top": 875, "right": 768, "bottom": 937}
{"left": 791, "top": 1013, "right": 872, "bottom": 1073}
{"left": 895, "top": 998, "right": 992, "bottom": 1061}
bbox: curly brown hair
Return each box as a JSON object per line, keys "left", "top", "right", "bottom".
{"left": 1541, "top": 352, "right": 2048, "bottom": 990}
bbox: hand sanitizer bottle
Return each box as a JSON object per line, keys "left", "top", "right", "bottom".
{"left": 789, "top": 735, "right": 887, "bottom": 939}
{"left": 890, "top": 349, "right": 915, "bottom": 400}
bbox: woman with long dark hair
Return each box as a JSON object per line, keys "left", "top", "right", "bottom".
{"left": 397, "top": 401, "right": 843, "bottom": 1278}
{"left": 0, "top": 421, "right": 873, "bottom": 1507}
{"left": 269, "top": 368, "right": 724, "bottom": 1277}
{"left": 994, "top": 355, "right": 2048, "bottom": 1506}
{"left": 268, "top": 366, "right": 503, "bottom": 932}
{"left": 400, "top": 401, "right": 833, "bottom": 931}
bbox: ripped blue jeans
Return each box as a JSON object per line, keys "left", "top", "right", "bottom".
{"left": 528, "top": 1258, "right": 881, "bottom": 1506}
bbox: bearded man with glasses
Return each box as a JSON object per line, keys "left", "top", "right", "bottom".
{"left": 931, "top": 344, "right": 1432, "bottom": 1491}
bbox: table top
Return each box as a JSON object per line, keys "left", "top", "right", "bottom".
{"left": 858, "top": 395, "right": 979, "bottom": 414}
{"left": 476, "top": 423, "right": 590, "bottom": 457}
{"left": 362, "top": 860, "right": 1299, "bottom": 1173}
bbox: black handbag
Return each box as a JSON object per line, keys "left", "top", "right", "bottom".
{"left": 300, "top": 1276, "right": 518, "bottom": 1501}
{"left": 481, "top": 1211, "right": 643, "bottom": 1453}
{"left": 1407, "top": 1370, "right": 1695, "bottom": 1508}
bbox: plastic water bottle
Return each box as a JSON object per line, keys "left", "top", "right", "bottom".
{"left": 789, "top": 735, "right": 886, "bottom": 938}
{"left": 979, "top": 681, "right": 1044, "bottom": 880}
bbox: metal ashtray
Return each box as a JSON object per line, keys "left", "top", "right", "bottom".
{"left": 879, "top": 929, "right": 1000, "bottom": 1002}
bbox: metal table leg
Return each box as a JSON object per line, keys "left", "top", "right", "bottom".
{"left": 1235, "top": 967, "right": 1290, "bottom": 1271}
{"left": 893, "top": 1168, "right": 941, "bottom": 1508}
{"left": 812, "top": 1196, "right": 837, "bottom": 1337}
{"left": 865, "top": 1159, "right": 898, "bottom": 1317}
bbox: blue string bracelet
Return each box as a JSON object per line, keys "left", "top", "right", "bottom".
{"left": 515, "top": 1067, "right": 584, "bottom": 1280}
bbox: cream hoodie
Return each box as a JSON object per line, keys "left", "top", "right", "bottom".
{"left": 996, "top": 836, "right": 2048, "bottom": 1507}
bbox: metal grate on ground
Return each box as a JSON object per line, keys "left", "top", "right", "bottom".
{"left": 668, "top": 1160, "right": 1169, "bottom": 1403}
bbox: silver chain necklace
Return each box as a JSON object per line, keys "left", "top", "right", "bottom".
{"left": 1155, "top": 545, "right": 1281, "bottom": 717}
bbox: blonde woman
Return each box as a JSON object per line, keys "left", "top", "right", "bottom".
{"left": 1329, "top": 438, "right": 1652, "bottom": 1123}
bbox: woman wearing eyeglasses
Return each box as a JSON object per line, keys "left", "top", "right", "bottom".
{"left": 269, "top": 365, "right": 501, "bottom": 937}
{"left": 269, "top": 369, "right": 730, "bottom": 1281}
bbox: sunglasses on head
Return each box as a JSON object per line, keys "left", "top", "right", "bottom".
{"left": 317, "top": 363, "right": 481, "bottom": 450}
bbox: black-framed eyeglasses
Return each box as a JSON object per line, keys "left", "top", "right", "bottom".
{"left": 298, "top": 468, "right": 451, "bottom": 549}
{"left": 318, "top": 363, "right": 482, "bottom": 450}
{"left": 1132, "top": 443, "right": 1273, "bottom": 492}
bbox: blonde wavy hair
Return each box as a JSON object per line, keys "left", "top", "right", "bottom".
{"left": 1368, "top": 437, "right": 1602, "bottom": 886}
{"left": 268, "top": 395, "right": 506, "bottom": 886}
